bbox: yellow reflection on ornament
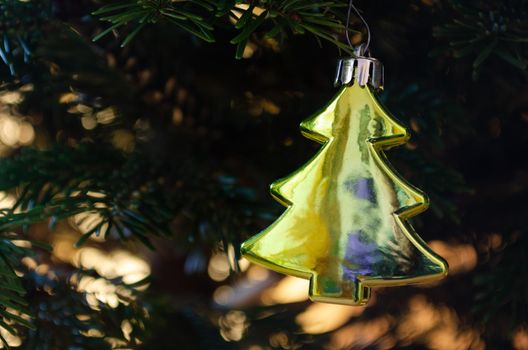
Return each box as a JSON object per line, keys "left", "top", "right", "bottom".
{"left": 241, "top": 83, "right": 448, "bottom": 305}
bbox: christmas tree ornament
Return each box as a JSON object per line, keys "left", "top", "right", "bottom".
{"left": 240, "top": 4, "right": 448, "bottom": 305}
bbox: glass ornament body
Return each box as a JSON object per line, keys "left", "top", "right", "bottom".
{"left": 241, "top": 83, "right": 448, "bottom": 305}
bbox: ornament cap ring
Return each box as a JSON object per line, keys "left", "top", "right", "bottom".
{"left": 334, "top": 45, "right": 384, "bottom": 90}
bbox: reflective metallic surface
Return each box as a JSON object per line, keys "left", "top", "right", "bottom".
{"left": 334, "top": 53, "right": 384, "bottom": 89}
{"left": 241, "top": 84, "right": 448, "bottom": 305}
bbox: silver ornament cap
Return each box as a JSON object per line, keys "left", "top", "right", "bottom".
{"left": 334, "top": 44, "right": 384, "bottom": 89}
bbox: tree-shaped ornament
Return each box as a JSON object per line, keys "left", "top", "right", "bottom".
{"left": 241, "top": 47, "right": 448, "bottom": 305}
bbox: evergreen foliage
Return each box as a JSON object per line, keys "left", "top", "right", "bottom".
{"left": 0, "top": 0, "right": 525, "bottom": 348}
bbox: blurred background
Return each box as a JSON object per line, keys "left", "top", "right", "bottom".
{"left": 0, "top": 0, "right": 526, "bottom": 349}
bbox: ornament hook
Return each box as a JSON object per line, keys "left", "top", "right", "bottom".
{"left": 345, "top": 0, "right": 371, "bottom": 55}
{"left": 337, "top": 0, "right": 382, "bottom": 89}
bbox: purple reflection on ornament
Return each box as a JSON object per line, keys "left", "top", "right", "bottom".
{"left": 342, "top": 231, "right": 380, "bottom": 280}
{"left": 344, "top": 178, "right": 375, "bottom": 203}
{"left": 341, "top": 177, "right": 381, "bottom": 281}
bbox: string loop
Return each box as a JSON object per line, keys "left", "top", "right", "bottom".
{"left": 345, "top": 0, "right": 371, "bottom": 56}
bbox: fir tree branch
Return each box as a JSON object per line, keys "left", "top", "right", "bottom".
{"left": 19, "top": 265, "right": 149, "bottom": 349}
{"left": 434, "top": 0, "right": 528, "bottom": 79}
{"left": 0, "top": 145, "right": 174, "bottom": 249}
{"left": 91, "top": 0, "right": 355, "bottom": 56}
{"left": 0, "top": 235, "right": 49, "bottom": 348}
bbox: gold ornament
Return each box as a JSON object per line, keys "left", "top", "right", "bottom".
{"left": 241, "top": 56, "right": 448, "bottom": 305}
